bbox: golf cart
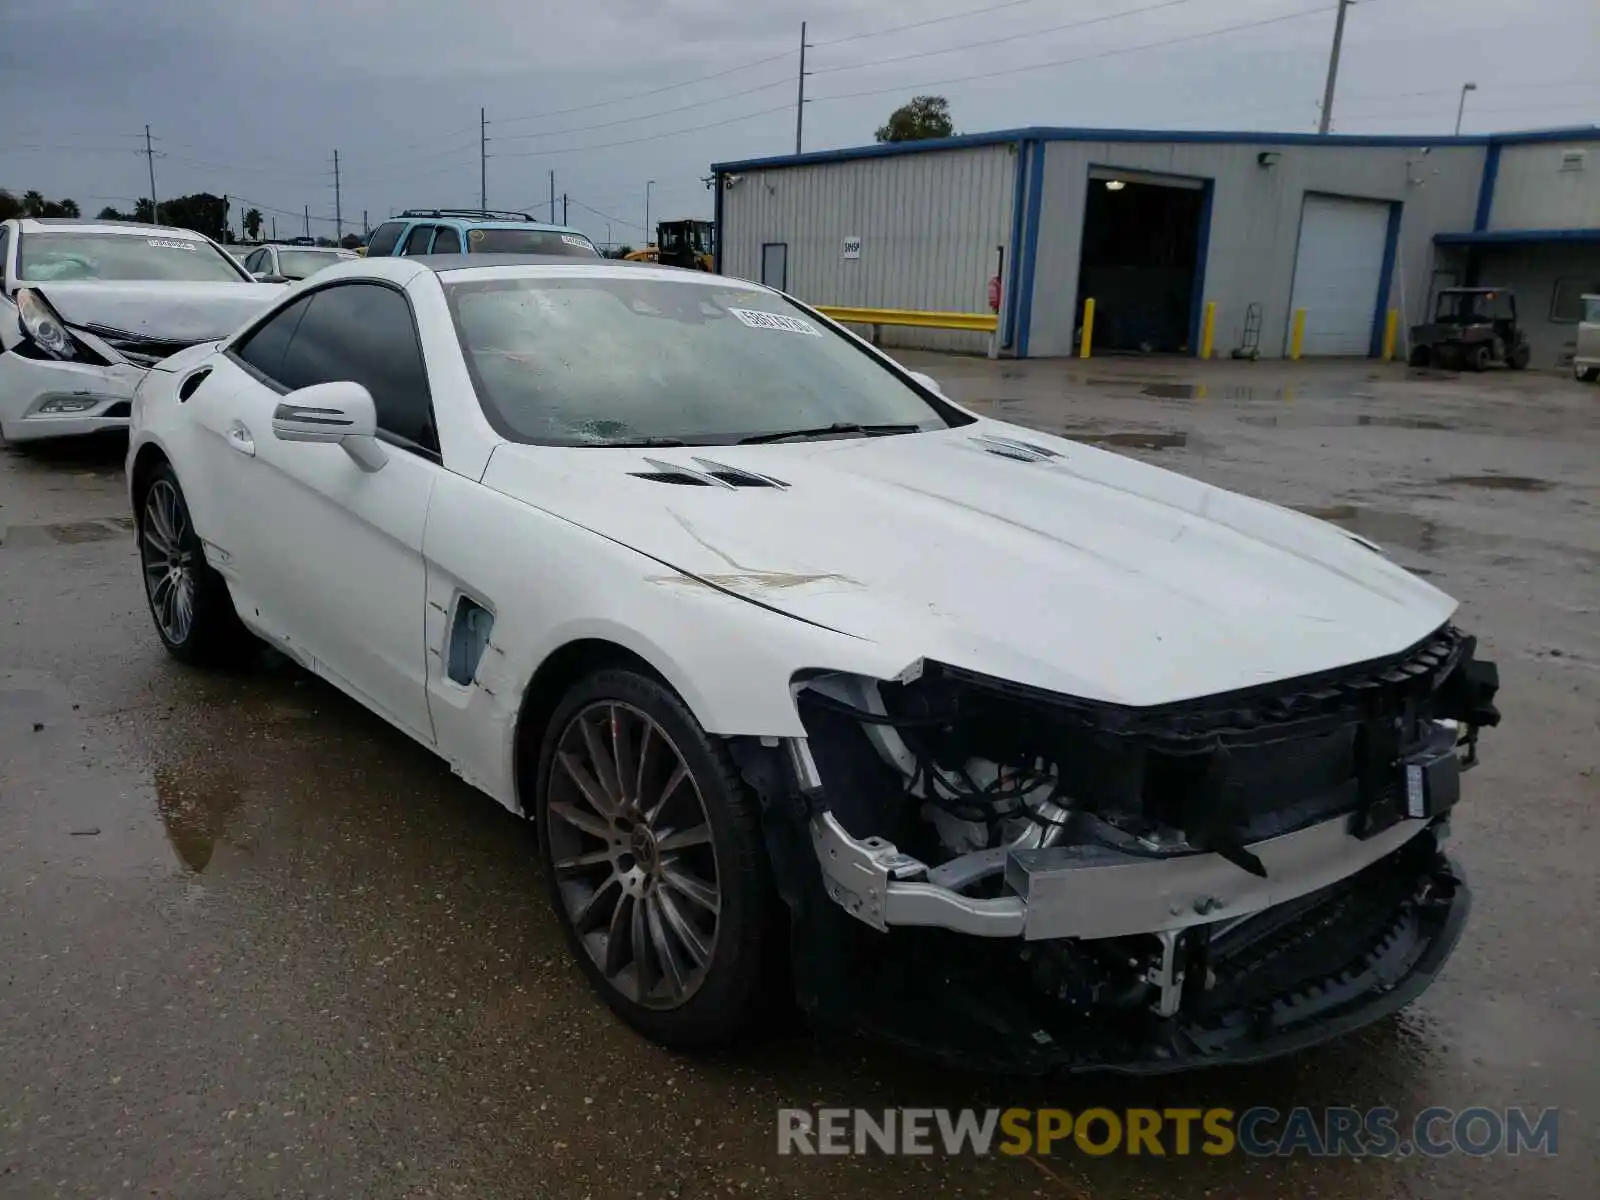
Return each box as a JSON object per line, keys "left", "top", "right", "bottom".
{"left": 1409, "top": 287, "right": 1531, "bottom": 371}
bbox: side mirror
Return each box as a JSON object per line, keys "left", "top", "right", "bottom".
{"left": 907, "top": 370, "right": 945, "bottom": 396}
{"left": 271, "top": 380, "right": 389, "bottom": 472}
{"left": 253, "top": 272, "right": 289, "bottom": 284}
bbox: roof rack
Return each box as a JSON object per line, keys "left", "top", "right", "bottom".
{"left": 398, "top": 208, "right": 537, "bottom": 222}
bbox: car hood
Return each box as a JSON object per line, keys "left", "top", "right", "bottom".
{"left": 480, "top": 420, "right": 1457, "bottom": 706}
{"left": 29, "top": 280, "right": 286, "bottom": 344}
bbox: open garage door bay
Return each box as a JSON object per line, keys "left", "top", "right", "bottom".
{"left": 1289, "top": 195, "right": 1392, "bottom": 356}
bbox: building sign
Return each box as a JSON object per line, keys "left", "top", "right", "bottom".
{"left": 842, "top": 236, "right": 862, "bottom": 260}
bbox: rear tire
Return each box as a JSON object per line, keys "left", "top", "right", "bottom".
{"left": 1576, "top": 364, "right": 1599, "bottom": 383}
{"left": 136, "top": 463, "right": 251, "bottom": 666}
{"left": 1508, "top": 345, "right": 1530, "bottom": 371}
{"left": 1408, "top": 345, "right": 1432, "bottom": 368}
{"left": 534, "top": 668, "right": 776, "bottom": 1049}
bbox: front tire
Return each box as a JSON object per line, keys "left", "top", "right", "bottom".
{"left": 1469, "top": 344, "right": 1491, "bottom": 372}
{"left": 137, "top": 463, "right": 250, "bottom": 665}
{"left": 535, "top": 669, "right": 775, "bottom": 1049}
{"left": 1576, "top": 364, "right": 1600, "bottom": 383}
{"left": 1508, "top": 345, "right": 1530, "bottom": 371}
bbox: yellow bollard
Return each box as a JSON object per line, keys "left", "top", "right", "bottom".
{"left": 1200, "top": 301, "right": 1216, "bottom": 360}
{"left": 1289, "top": 308, "right": 1306, "bottom": 361}
{"left": 1382, "top": 308, "right": 1399, "bottom": 361}
{"left": 1079, "top": 298, "right": 1096, "bottom": 359}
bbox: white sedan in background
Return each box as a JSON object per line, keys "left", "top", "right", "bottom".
{"left": 0, "top": 217, "right": 284, "bottom": 442}
{"left": 126, "top": 254, "right": 1500, "bottom": 1071}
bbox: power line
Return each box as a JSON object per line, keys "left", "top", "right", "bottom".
{"left": 490, "top": 49, "right": 797, "bottom": 130}
{"left": 811, "top": 4, "right": 1339, "bottom": 105}
{"left": 491, "top": 103, "right": 792, "bottom": 160}
{"left": 809, "top": 0, "right": 1210, "bottom": 77}
{"left": 492, "top": 75, "right": 793, "bottom": 144}
{"left": 812, "top": 0, "right": 1048, "bottom": 48}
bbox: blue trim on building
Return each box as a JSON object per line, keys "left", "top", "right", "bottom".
{"left": 1003, "top": 141, "right": 1028, "bottom": 350}
{"left": 1188, "top": 179, "right": 1216, "bottom": 356}
{"left": 1436, "top": 226, "right": 1600, "bottom": 245}
{"left": 1369, "top": 201, "right": 1404, "bottom": 358}
{"left": 1016, "top": 141, "right": 1047, "bottom": 358}
{"left": 1473, "top": 142, "right": 1501, "bottom": 231}
{"left": 710, "top": 124, "right": 1599, "bottom": 174}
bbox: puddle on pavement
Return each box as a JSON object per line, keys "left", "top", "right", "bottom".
{"left": 1065, "top": 430, "right": 1189, "bottom": 450}
{"left": 1243, "top": 413, "right": 1456, "bottom": 430}
{"left": 1293, "top": 504, "right": 1442, "bottom": 553}
{"left": 1440, "top": 474, "right": 1554, "bottom": 492}
{"left": 152, "top": 761, "right": 247, "bottom": 874}
{"left": 1138, "top": 382, "right": 1382, "bottom": 403}
{"left": 0, "top": 516, "right": 135, "bottom": 547}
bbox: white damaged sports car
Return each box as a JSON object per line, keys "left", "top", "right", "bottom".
{"left": 0, "top": 217, "right": 283, "bottom": 443}
{"left": 126, "top": 254, "right": 1500, "bottom": 1071}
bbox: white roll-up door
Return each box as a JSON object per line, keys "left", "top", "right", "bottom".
{"left": 1288, "top": 195, "right": 1392, "bottom": 356}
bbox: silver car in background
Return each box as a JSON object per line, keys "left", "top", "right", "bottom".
{"left": 0, "top": 218, "right": 285, "bottom": 443}
{"left": 1575, "top": 294, "right": 1600, "bottom": 383}
{"left": 239, "top": 243, "right": 358, "bottom": 283}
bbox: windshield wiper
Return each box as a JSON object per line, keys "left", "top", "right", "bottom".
{"left": 591, "top": 436, "right": 691, "bottom": 447}
{"left": 737, "top": 422, "right": 921, "bottom": 445}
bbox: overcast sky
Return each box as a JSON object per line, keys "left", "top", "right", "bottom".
{"left": 2, "top": 0, "right": 1594, "bottom": 246}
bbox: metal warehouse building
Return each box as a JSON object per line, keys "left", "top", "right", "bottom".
{"left": 710, "top": 125, "right": 1600, "bottom": 368}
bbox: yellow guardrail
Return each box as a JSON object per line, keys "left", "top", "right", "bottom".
{"left": 815, "top": 305, "right": 999, "bottom": 334}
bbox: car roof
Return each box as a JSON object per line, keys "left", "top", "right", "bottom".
{"left": 409, "top": 253, "right": 707, "bottom": 276}
{"left": 9, "top": 217, "right": 212, "bottom": 239}
{"left": 386, "top": 215, "right": 589, "bottom": 236}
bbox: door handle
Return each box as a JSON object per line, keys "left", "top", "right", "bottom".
{"left": 226, "top": 421, "right": 256, "bottom": 457}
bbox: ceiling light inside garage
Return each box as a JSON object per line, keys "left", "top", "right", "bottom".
{"left": 1104, "top": 179, "right": 1126, "bottom": 191}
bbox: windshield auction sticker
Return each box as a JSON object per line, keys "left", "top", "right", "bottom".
{"left": 146, "top": 239, "right": 196, "bottom": 251}
{"left": 729, "top": 308, "right": 822, "bottom": 336}
{"left": 560, "top": 234, "right": 590, "bottom": 249}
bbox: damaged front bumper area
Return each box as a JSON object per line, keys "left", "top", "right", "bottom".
{"left": 732, "top": 625, "right": 1499, "bottom": 1073}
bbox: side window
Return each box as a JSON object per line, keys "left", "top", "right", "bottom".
{"left": 244, "top": 249, "right": 265, "bottom": 273}
{"left": 232, "top": 293, "right": 316, "bottom": 380}
{"left": 400, "top": 224, "right": 436, "bottom": 255}
{"left": 431, "top": 226, "right": 462, "bottom": 254}
{"left": 365, "top": 221, "right": 406, "bottom": 257}
{"left": 0, "top": 227, "right": 11, "bottom": 283}
{"left": 275, "top": 283, "right": 437, "bottom": 454}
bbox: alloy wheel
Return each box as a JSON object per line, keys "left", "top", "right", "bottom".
{"left": 141, "top": 479, "right": 197, "bottom": 645}
{"left": 546, "top": 702, "right": 721, "bottom": 1010}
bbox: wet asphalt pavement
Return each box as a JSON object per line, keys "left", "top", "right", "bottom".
{"left": 1, "top": 358, "right": 1596, "bottom": 1198}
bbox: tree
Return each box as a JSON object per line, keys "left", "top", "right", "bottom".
{"left": 0, "top": 190, "right": 20, "bottom": 221}
{"left": 339, "top": 232, "right": 363, "bottom": 250}
{"left": 154, "top": 192, "right": 229, "bottom": 239}
{"left": 243, "top": 208, "right": 264, "bottom": 241}
{"left": 874, "top": 96, "right": 954, "bottom": 143}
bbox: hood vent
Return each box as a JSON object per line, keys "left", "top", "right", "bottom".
{"left": 971, "top": 433, "right": 1061, "bottom": 463}
{"left": 631, "top": 456, "right": 788, "bottom": 490}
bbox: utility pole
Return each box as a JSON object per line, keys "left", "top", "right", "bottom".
{"left": 144, "top": 124, "right": 158, "bottom": 223}
{"left": 793, "top": 21, "right": 806, "bottom": 155}
{"left": 645, "top": 180, "right": 655, "bottom": 247}
{"left": 1454, "top": 81, "right": 1478, "bottom": 135}
{"left": 549, "top": 170, "right": 556, "bottom": 223}
{"left": 480, "top": 107, "right": 488, "bottom": 210}
{"left": 303, "top": 204, "right": 310, "bottom": 240}
{"left": 1317, "top": 0, "right": 1352, "bottom": 134}
{"left": 562, "top": 193, "right": 568, "bottom": 225}
{"left": 333, "top": 149, "right": 343, "bottom": 242}
{"left": 362, "top": 209, "right": 369, "bottom": 237}
{"left": 272, "top": 216, "right": 278, "bottom": 241}
{"left": 221, "top": 193, "right": 229, "bottom": 242}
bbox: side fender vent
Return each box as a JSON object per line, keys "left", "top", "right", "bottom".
{"left": 971, "top": 434, "right": 1061, "bottom": 463}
